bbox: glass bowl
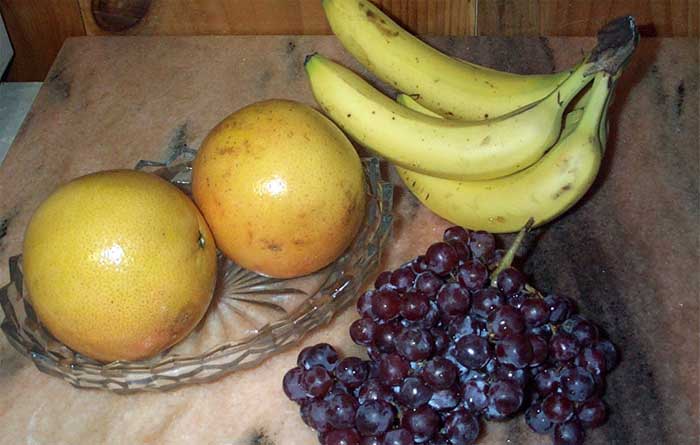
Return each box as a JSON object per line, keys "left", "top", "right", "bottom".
{"left": 0, "top": 149, "right": 393, "bottom": 393}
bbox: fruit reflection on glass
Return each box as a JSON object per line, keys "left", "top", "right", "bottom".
{"left": 192, "top": 99, "right": 367, "bottom": 279}
{"left": 22, "top": 170, "right": 218, "bottom": 362}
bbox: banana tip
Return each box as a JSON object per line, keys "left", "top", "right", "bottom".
{"left": 304, "top": 52, "right": 319, "bottom": 67}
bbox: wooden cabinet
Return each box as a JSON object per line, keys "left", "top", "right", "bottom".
{"left": 0, "top": 0, "right": 85, "bottom": 81}
{"left": 0, "top": 0, "right": 697, "bottom": 81}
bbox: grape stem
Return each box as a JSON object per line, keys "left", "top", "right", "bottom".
{"left": 490, "top": 218, "right": 535, "bottom": 287}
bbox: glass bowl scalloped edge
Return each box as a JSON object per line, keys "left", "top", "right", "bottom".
{"left": 0, "top": 149, "right": 393, "bottom": 393}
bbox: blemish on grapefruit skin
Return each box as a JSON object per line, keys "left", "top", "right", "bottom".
{"left": 261, "top": 240, "right": 283, "bottom": 252}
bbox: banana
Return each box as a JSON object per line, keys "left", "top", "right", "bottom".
{"left": 395, "top": 94, "right": 442, "bottom": 118}
{"left": 322, "top": 0, "right": 573, "bottom": 120}
{"left": 305, "top": 53, "right": 594, "bottom": 181}
{"left": 396, "top": 72, "right": 614, "bottom": 233}
{"left": 395, "top": 91, "right": 590, "bottom": 132}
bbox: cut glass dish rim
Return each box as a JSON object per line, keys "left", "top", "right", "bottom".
{"left": 0, "top": 149, "right": 393, "bottom": 393}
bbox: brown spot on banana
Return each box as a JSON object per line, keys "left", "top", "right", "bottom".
{"left": 552, "top": 183, "right": 573, "bottom": 199}
{"left": 365, "top": 10, "right": 399, "bottom": 37}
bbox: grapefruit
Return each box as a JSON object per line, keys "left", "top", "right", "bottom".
{"left": 22, "top": 170, "right": 217, "bottom": 362}
{"left": 192, "top": 99, "right": 366, "bottom": 278}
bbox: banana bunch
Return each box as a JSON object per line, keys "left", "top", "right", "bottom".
{"left": 395, "top": 74, "right": 612, "bottom": 233}
{"left": 307, "top": 0, "right": 638, "bottom": 232}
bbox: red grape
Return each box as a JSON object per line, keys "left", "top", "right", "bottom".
{"left": 325, "top": 428, "right": 361, "bottom": 445}
{"left": 462, "top": 378, "right": 489, "bottom": 413}
{"left": 467, "top": 231, "right": 495, "bottom": 260}
{"left": 372, "top": 289, "right": 402, "bottom": 321}
{"left": 486, "top": 379, "right": 523, "bottom": 419}
{"left": 415, "top": 271, "right": 444, "bottom": 298}
{"left": 426, "top": 242, "right": 458, "bottom": 275}
{"left": 549, "top": 332, "right": 580, "bottom": 362}
{"left": 299, "top": 343, "right": 339, "bottom": 371}
{"left": 443, "top": 226, "right": 470, "bottom": 244}
{"left": 470, "top": 288, "right": 505, "bottom": 318}
{"left": 496, "top": 267, "right": 525, "bottom": 296}
{"left": 437, "top": 283, "right": 470, "bottom": 318}
{"left": 401, "top": 405, "right": 440, "bottom": 442}
{"left": 400, "top": 290, "right": 431, "bottom": 321}
{"left": 453, "top": 334, "right": 491, "bottom": 370}
{"left": 398, "top": 376, "right": 433, "bottom": 408}
{"left": 382, "top": 428, "right": 413, "bottom": 445}
{"left": 542, "top": 393, "right": 574, "bottom": 424}
{"left": 335, "top": 357, "right": 369, "bottom": 390}
{"left": 553, "top": 419, "right": 585, "bottom": 445}
{"left": 357, "top": 379, "right": 394, "bottom": 405}
{"left": 577, "top": 398, "right": 607, "bottom": 428}
{"left": 302, "top": 366, "right": 334, "bottom": 398}
{"left": 327, "top": 392, "right": 359, "bottom": 429}
{"left": 534, "top": 366, "right": 561, "bottom": 397}
{"left": 456, "top": 261, "right": 488, "bottom": 290}
{"left": 283, "top": 366, "right": 311, "bottom": 403}
{"left": 395, "top": 327, "right": 434, "bottom": 361}
{"left": 374, "top": 321, "right": 402, "bottom": 353}
{"left": 487, "top": 306, "right": 525, "bottom": 339}
{"left": 350, "top": 317, "right": 377, "bottom": 346}
{"left": 520, "top": 298, "right": 550, "bottom": 327}
{"left": 355, "top": 400, "right": 394, "bottom": 437}
{"left": 428, "top": 386, "right": 461, "bottom": 411}
{"left": 444, "top": 408, "right": 480, "bottom": 445}
{"left": 374, "top": 271, "right": 392, "bottom": 289}
{"left": 422, "top": 357, "right": 458, "bottom": 390}
{"left": 390, "top": 266, "right": 416, "bottom": 291}
{"left": 495, "top": 333, "right": 533, "bottom": 369}
{"left": 525, "top": 401, "right": 554, "bottom": 434}
{"left": 377, "top": 354, "right": 410, "bottom": 387}
{"left": 560, "top": 366, "right": 596, "bottom": 402}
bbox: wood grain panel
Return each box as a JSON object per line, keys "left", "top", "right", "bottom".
{"left": 79, "top": 0, "right": 477, "bottom": 36}
{"left": 1, "top": 0, "right": 693, "bottom": 81}
{"left": 0, "top": 0, "right": 85, "bottom": 81}
{"left": 79, "top": 0, "right": 325, "bottom": 35}
{"left": 476, "top": 0, "right": 540, "bottom": 35}
{"left": 477, "top": 0, "right": 699, "bottom": 37}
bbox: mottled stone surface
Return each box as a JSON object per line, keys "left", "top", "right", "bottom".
{"left": 0, "top": 36, "right": 698, "bottom": 445}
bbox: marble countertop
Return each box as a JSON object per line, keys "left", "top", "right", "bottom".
{"left": 0, "top": 35, "right": 697, "bottom": 445}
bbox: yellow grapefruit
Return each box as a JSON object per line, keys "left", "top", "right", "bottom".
{"left": 192, "top": 99, "right": 366, "bottom": 278}
{"left": 22, "top": 170, "right": 217, "bottom": 362}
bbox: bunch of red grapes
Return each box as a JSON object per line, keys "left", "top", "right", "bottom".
{"left": 283, "top": 226, "right": 618, "bottom": 445}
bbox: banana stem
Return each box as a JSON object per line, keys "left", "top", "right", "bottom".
{"left": 587, "top": 16, "right": 639, "bottom": 76}
{"left": 553, "top": 16, "right": 636, "bottom": 110}
{"left": 490, "top": 217, "right": 534, "bottom": 287}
